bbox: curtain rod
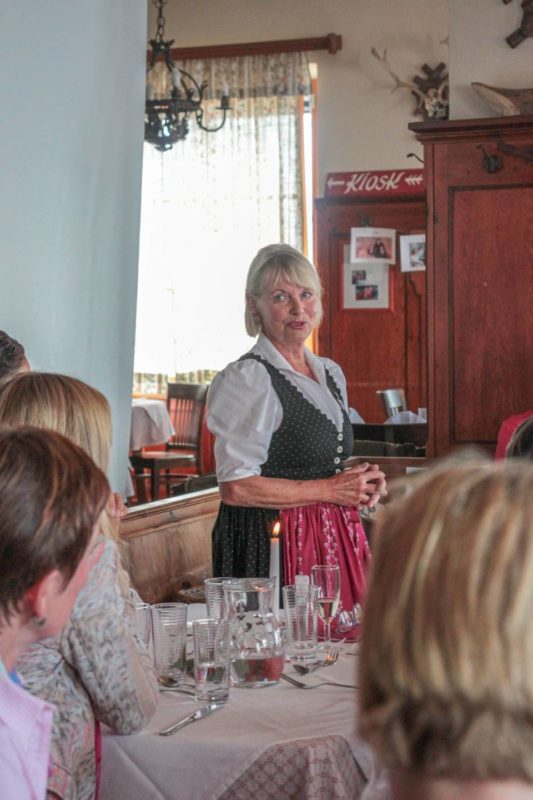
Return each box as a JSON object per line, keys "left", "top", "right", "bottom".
{"left": 148, "top": 33, "right": 342, "bottom": 62}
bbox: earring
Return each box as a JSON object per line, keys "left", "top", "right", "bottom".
{"left": 32, "top": 615, "right": 47, "bottom": 628}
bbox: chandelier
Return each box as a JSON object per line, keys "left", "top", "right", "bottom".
{"left": 145, "top": 0, "right": 230, "bottom": 152}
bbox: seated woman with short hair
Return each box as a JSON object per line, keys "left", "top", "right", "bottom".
{"left": 359, "top": 459, "right": 533, "bottom": 800}
{"left": 0, "top": 427, "right": 109, "bottom": 800}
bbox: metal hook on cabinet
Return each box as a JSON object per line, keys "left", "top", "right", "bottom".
{"left": 477, "top": 145, "right": 503, "bottom": 174}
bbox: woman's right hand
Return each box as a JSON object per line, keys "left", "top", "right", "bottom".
{"left": 327, "top": 463, "right": 386, "bottom": 508}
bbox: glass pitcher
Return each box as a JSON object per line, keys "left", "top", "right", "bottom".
{"left": 222, "top": 577, "right": 285, "bottom": 688}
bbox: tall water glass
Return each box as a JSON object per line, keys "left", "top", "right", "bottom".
{"left": 134, "top": 601, "right": 153, "bottom": 654}
{"left": 282, "top": 584, "right": 319, "bottom": 662}
{"left": 151, "top": 603, "right": 188, "bottom": 683}
{"left": 311, "top": 565, "right": 340, "bottom": 648}
{"left": 204, "top": 577, "right": 232, "bottom": 619}
{"left": 193, "top": 618, "right": 230, "bottom": 702}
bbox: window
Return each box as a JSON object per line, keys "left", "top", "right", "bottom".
{"left": 134, "top": 52, "right": 313, "bottom": 393}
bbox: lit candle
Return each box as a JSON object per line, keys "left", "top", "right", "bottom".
{"left": 269, "top": 520, "right": 281, "bottom": 619}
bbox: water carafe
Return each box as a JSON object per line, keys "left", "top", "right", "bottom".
{"left": 222, "top": 577, "right": 285, "bottom": 688}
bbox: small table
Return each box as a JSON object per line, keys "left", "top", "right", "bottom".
{"left": 100, "top": 645, "right": 389, "bottom": 800}
{"left": 130, "top": 398, "right": 174, "bottom": 452}
{"left": 129, "top": 399, "right": 175, "bottom": 501}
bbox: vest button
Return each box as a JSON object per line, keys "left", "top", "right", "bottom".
{"left": 336, "top": 445, "right": 343, "bottom": 453}
{"left": 335, "top": 468, "right": 341, "bottom": 474}
{"left": 334, "top": 457, "right": 341, "bottom": 464}
{"left": 337, "top": 433, "right": 343, "bottom": 441}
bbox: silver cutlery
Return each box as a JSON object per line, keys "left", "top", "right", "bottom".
{"left": 280, "top": 673, "right": 358, "bottom": 690}
{"left": 157, "top": 702, "right": 223, "bottom": 736}
{"left": 293, "top": 648, "right": 339, "bottom": 675}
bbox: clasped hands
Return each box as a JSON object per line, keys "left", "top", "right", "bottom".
{"left": 330, "top": 462, "right": 387, "bottom": 510}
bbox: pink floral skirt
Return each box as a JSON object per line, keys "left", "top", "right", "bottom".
{"left": 281, "top": 502, "right": 370, "bottom": 637}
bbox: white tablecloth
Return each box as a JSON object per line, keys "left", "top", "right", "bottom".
{"left": 100, "top": 645, "right": 390, "bottom": 800}
{"left": 130, "top": 399, "right": 175, "bottom": 451}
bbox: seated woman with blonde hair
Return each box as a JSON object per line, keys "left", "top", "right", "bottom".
{"left": 0, "top": 372, "right": 158, "bottom": 800}
{"left": 359, "top": 459, "right": 533, "bottom": 800}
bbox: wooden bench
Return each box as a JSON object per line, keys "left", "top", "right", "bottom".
{"left": 119, "top": 488, "right": 220, "bottom": 603}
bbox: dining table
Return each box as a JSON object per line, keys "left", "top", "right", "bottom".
{"left": 130, "top": 398, "right": 175, "bottom": 452}
{"left": 127, "top": 398, "right": 175, "bottom": 500}
{"left": 100, "top": 639, "right": 391, "bottom": 800}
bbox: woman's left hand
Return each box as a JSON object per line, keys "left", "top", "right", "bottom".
{"left": 107, "top": 492, "right": 128, "bottom": 519}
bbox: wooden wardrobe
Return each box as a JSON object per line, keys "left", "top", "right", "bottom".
{"left": 411, "top": 116, "right": 533, "bottom": 456}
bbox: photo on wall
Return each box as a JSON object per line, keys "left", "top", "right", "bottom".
{"left": 350, "top": 227, "right": 396, "bottom": 264}
{"left": 399, "top": 233, "right": 426, "bottom": 271}
{"left": 343, "top": 246, "right": 391, "bottom": 310}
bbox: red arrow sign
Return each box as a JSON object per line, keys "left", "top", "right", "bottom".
{"left": 325, "top": 169, "right": 424, "bottom": 198}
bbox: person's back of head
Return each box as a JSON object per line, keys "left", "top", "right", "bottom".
{"left": 506, "top": 416, "right": 533, "bottom": 460}
{"left": 0, "top": 371, "right": 111, "bottom": 475}
{"left": 359, "top": 458, "right": 533, "bottom": 798}
{"left": 0, "top": 371, "right": 114, "bottom": 538}
{"left": 0, "top": 330, "right": 29, "bottom": 381}
{"left": 0, "top": 426, "right": 109, "bottom": 653}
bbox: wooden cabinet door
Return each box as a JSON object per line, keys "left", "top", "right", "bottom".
{"left": 315, "top": 197, "right": 426, "bottom": 422}
{"left": 412, "top": 117, "right": 533, "bottom": 455}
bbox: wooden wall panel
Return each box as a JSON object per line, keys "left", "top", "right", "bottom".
{"left": 316, "top": 196, "right": 427, "bottom": 422}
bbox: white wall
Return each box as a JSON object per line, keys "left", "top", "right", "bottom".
{"left": 0, "top": 2, "right": 147, "bottom": 490}
{"left": 449, "top": 0, "right": 533, "bottom": 118}
{"left": 150, "top": 0, "right": 448, "bottom": 191}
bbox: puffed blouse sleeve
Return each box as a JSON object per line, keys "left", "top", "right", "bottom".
{"left": 59, "top": 537, "right": 158, "bottom": 734}
{"left": 207, "top": 358, "right": 282, "bottom": 483}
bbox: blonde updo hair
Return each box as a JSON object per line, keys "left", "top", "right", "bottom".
{"left": 244, "top": 243, "right": 323, "bottom": 337}
{"left": 0, "top": 372, "right": 113, "bottom": 536}
{"left": 359, "top": 458, "right": 533, "bottom": 782}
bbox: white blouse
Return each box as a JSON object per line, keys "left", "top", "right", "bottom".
{"left": 207, "top": 334, "right": 349, "bottom": 483}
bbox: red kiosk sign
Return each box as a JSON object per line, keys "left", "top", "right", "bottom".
{"left": 324, "top": 169, "right": 424, "bottom": 198}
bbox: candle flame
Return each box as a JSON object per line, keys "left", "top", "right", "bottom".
{"left": 272, "top": 521, "right": 281, "bottom": 538}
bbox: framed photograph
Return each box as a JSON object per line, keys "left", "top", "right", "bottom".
{"left": 399, "top": 233, "right": 426, "bottom": 271}
{"left": 350, "top": 227, "right": 396, "bottom": 264}
{"left": 342, "top": 246, "right": 392, "bottom": 310}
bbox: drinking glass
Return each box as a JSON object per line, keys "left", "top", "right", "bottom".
{"left": 282, "top": 584, "right": 319, "bottom": 662}
{"left": 204, "top": 577, "right": 232, "bottom": 619}
{"left": 151, "top": 603, "right": 188, "bottom": 683}
{"left": 193, "top": 618, "right": 230, "bottom": 702}
{"left": 134, "top": 601, "right": 153, "bottom": 652}
{"left": 311, "top": 565, "right": 341, "bottom": 648}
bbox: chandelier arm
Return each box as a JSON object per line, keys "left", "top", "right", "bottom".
{"left": 195, "top": 107, "right": 229, "bottom": 134}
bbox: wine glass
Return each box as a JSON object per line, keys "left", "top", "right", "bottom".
{"left": 311, "top": 564, "right": 340, "bottom": 649}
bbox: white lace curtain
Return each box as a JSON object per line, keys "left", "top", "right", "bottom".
{"left": 134, "top": 51, "right": 312, "bottom": 381}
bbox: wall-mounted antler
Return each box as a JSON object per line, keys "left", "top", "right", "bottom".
{"left": 503, "top": 0, "right": 533, "bottom": 48}
{"left": 370, "top": 47, "right": 449, "bottom": 121}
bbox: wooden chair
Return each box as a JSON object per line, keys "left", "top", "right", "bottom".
{"left": 130, "top": 382, "right": 209, "bottom": 501}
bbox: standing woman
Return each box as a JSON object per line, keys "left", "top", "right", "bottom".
{"left": 0, "top": 373, "right": 158, "bottom": 800}
{"left": 207, "top": 244, "right": 386, "bottom": 619}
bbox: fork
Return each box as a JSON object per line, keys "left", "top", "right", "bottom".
{"left": 281, "top": 673, "right": 358, "bottom": 690}
{"left": 293, "top": 648, "right": 339, "bottom": 675}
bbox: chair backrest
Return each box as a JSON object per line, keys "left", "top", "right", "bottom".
{"left": 376, "top": 388, "right": 407, "bottom": 418}
{"left": 166, "top": 382, "right": 208, "bottom": 452}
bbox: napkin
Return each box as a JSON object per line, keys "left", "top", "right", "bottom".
{"left": 385, "top": 410, "right": 426, "bottom": 424}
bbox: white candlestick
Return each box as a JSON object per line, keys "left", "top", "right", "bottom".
{"left": 269, "top": 531, "right": 280, "bottom": 619}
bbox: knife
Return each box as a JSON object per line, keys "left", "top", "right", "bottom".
{"left": 157, "top": 702, "right": 222, "bottom": 736}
